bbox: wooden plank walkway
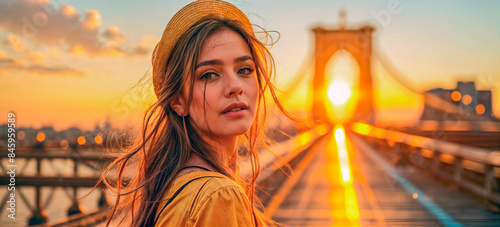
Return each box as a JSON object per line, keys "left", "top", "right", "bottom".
{"left": 272, "top": 131, "right": 500, "bottom": 226}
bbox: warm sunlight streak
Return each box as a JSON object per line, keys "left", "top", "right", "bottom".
{"left": 351, "top": 122, "right": 371, "bottom": 136}
{"left": 328, "top": 82, "right": 351, "bottom": 105}
{"left": 345, "top": 186, "right": 360, "bottom": 219}
{"left": 313, "top": 123, "right": 331, "bottom": 136}
{"left": 330, "top": 124, "right": 360, "bottom": 224}
{"left": 296, "top": 131, "right": 314, "bottom": 148}
{"left": 335, "top": 126, "right": 346, "bottom": 141}
{"left": 334, "top": 125, "right": 352, "bottom": 185}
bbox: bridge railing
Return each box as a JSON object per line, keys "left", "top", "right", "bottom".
{"left": 242, "top": 123, "right": 331, "bottom": 215}
{"left": 17, "top": 123, "right": 329, "bottom": 226}
{"left": 0, "top": 147, "right": 113, "bottom": 225}
{"left": 350, "top": 122, "right": 500, "bottom": 206}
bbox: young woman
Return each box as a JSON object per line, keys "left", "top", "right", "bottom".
{"left": 99, "top": 0, "right": 290, "bottom": 226}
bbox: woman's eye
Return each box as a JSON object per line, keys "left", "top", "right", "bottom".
{"left": 201, "top": 72, "right": 218, "bottom": 80}
{"left": 238, "top": 67, "right": 255, "bottom": 75}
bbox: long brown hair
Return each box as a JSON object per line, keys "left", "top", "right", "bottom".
{"left": 97, "top": 17, "right": 289, "bottom": 226}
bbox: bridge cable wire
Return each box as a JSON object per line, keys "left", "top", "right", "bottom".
{"left": 373, "top": 47, "right": 481, "bottom": 121}
{"left": 276, "top": 54, "right": 315, "bottom": 100}
{"left": 268, "top": 54, "right": 315, "bottom": 124}
{"left": 372, "top": 48, "right": 422, "bottom": 94}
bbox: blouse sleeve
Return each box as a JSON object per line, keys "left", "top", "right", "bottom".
{"left": 189, "top": 185, "right": 254, "bottom": 227}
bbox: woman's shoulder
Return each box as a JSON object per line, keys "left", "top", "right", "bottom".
{"left": 183, "top": 171, "right": 255, "bottom": 226}
{"left": 173, "top": 170, "right": 242, "bottom": 192}
{"left": 155, "top": 171, "right": 253, "bottom": 226}
{"left": 179, "top": 171, "right": 250, "bottom": 208}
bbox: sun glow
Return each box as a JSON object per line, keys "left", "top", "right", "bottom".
{"left": 323, "top": 50, "right": 360, "bottom": 123}
{"left": 325, "top": 80, "right": 357, "bottom": 123}
{"left": 328, "top": 82, "right": 352, "bottom": 105}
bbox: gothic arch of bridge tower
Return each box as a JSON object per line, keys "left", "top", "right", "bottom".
{"left": 311, "top": 16, "right": 375, "bottom": 123}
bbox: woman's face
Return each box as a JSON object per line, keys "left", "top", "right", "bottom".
{"left": 181, "top": 28, "right": 258, "bottom": 142}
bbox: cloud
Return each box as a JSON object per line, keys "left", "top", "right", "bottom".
{"left": 28, "top": 64, "right": 86, "bottom": 77}
{"left": 0, "top": 57, "right": 85, "bottom": 77}
{"left": 45, "top": 46, "right": 61, "bottom": 59}
{"left": 60, "top": 4, "right": 77, "bottom": 17}
{"left": 0, "top": 0, "right": 160, "bottom": 59}
{"left": 0, "top": 0, "right": 123, "bottom": 56}
{"left": 70, "top": 44, "right": 85, "bottom": 56}
{"left": 133, "top": 35, "right": 159, "bottom": 56}
{"left": 0, "top": 57, "right": 27, "bottom": 69}
{"left": 82, "top": 10, "right": 101, "bottom": 31}
{"left": 0, "top": 49, "right": 9, "bottom": 58}
{"left": 3, "top": 34, "right": 26, "bottom": 52}
{"left": 103, "top": 26, "right": 125, "bottom": 43}
{"left": 25, "top": 50, "right": 45, "bottom": 63}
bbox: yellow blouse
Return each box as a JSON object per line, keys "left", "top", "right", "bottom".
{"left": 154, "top": 170, "right": 257, "bottom": 227}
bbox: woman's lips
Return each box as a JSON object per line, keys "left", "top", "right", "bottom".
{"left": 222, "top": 109, "right": 247, "bottom": 118}
{"left": 222, "top": 102, "right": 248, "bottom": 118}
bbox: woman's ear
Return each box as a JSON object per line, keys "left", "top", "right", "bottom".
{"left": 171, "top": 96, "right": 187, "bottom": 116}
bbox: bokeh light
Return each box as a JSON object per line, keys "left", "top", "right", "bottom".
{"left": 60, "top": 140, "right": 69, "bottom": 150}
{"left": 17, "top": 131, "right": 25, "bottom": 140}
{"left": 77, "top": 136, "right": 86, "bottom": 145}
{"left": 36, "top": 132, "right": 45, "bottom": 142}
{"left": 451, "top": 91, "right": 461, "bottom": 102}
{"left": 94, "top": 135, "right": 103, "bottom": 145}
{"left": 476, "top": 104, "right": 485, "bottom": 115}
{"left": 462, "top": 94, "right": 472, "bottom": 105}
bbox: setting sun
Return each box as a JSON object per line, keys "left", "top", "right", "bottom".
{"left": 328, "top": 82, "right": 351, "bottom": 105}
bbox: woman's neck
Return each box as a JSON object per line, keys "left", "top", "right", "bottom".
{"left": 181, "top": 136, "right": 238, "bottom": 176}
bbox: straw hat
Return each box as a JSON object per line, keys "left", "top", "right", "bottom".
{"left": 152, "top": 0, "right": 254, "bottom": 98}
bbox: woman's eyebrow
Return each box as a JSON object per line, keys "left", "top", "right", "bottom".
{"left": 195, "top": 55, "right": 253, "bottom": 69}
{"left": 234, "top": 55, "right": 253, "bottom": 63}
{"left": 196, "top": 59, "right": 223, "bottom": 69}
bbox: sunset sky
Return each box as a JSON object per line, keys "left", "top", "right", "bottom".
{"left": 1, "top": 0, "right": 499, "bottom": 130}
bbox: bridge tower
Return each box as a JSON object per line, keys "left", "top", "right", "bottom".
{"left": 311, "top": 14, "right": 375, "bottom": 123}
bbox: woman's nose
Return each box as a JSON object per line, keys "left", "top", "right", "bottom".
{"left": 224, "top": 72, "right": 244, "bottom": 97}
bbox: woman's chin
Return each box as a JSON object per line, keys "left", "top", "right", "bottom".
{"left": 222, "top": 124, "right": 253, "bottom": 137}
{"left": 226, "top": 127, "right": 252, "bottom": 137}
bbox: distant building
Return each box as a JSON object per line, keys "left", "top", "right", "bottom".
{"left": 420, "top": 81, "right": 495, "bottom": 121}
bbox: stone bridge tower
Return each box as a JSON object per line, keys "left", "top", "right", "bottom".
{"left": 311, "top": 17, "right": 375, "bottom": 123}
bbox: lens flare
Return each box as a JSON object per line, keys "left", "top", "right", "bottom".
{"left": 328, "top": 82, "right": 351, "bottom": 105}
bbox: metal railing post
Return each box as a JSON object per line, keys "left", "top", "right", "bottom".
{"left": 68, "top": 156, "right": 84, "bottom": 216}
{"left": 485, "top": 165, "right": 494, "bottom": 197}
{"left": 432, "top": 151, "right": 441, "bottom": 172}
{"left": 28, "top": 157, "right": 47, "bottom": 225}
{"left": 454, "top": 157, "right": 463, "bottom": 182}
